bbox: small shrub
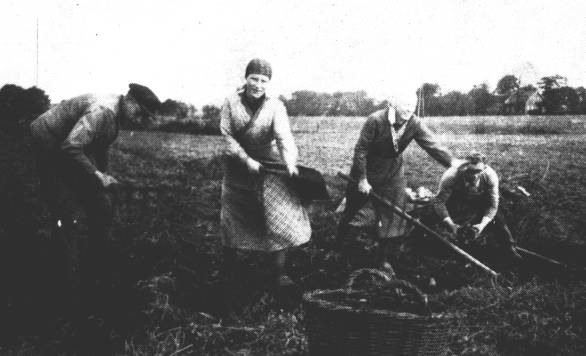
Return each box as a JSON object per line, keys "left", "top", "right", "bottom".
{"left": 0, "top": 84, "right": 50, "bottom": 127}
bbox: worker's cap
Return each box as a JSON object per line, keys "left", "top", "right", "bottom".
{"left": 128, "top": 83, "right": 161, "bottom": 115}
{"left": 462, "top": 152, "right": 486, "bottom": 172}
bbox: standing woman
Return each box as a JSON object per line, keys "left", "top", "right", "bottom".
{"left": 220, "top": 58, "right": 311, "bottom": 288}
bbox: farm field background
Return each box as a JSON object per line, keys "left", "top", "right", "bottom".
{"left": 4, "top": 115, "right": 583, "bottom": 355}
{"left": 117, "top": 115, "right": 586, "bottom": 175}
{"left": 104, "top": 114, "right": 586, "bottom": 355}
{"left": 113, "top": 114, "right": 586, "bottom": 246}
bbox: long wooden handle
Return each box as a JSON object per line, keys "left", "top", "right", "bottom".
{"left": 337, "top": 172, "right": 499, "bottom": 278}
{"left": 516, "top": 247, "right": 566, "bottom": 268}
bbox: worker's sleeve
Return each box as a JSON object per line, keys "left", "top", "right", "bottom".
{"left": 61, "top": 109, "right": 112, "bottom": 175}
{"left": 482, "top": 169, "right": 500, "bottom": 222}
{"left": 220, "top": 98, "right": 251, "bottom": 164}
{"left": 94, "top": 148, "right": 109, "bottom": 172}
{"left": 273, "top": 102, "right": 298, "bottom": 167}
{"left": 352, "top": 116, "right": 377, "bottom": 181}
{"left": 433, "top": 167, "right": 458, "bottom": 220}
{"left": 414, "top": 118, "right": 453, "bottom": 168}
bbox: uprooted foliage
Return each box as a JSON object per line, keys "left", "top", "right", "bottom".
{"left": 436, "top": 279, "right": 586, "bottom": 355}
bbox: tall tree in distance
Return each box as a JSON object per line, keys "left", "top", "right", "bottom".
{"left": 575, "top": 87, "right": 586, "bottom": 114}
{"left": 538, "top": 75, "right": 570, "bottom": 114}
{"left": 468, "top": 83, "right": 494, "bottom": 115}
{"left": 416, "top": 83, "right": 441, "bottom": 116}
{"left": 416, "top": 83, "right": 440, "bottom": 98}
{"left": 538, "top": 75, "right": 567, "bottom": 91}
{"left": 440, "top": 91, "right": 475, "bottom": 116}
{"left": 495, "top": 75, "right": 520, "bottom": 96}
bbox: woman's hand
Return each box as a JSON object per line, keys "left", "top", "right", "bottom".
{"left": 246, "top": 158, "right": 262, "bottom": 173}
{"left": 358, "top": 178, "right": 372, "bottom": 195}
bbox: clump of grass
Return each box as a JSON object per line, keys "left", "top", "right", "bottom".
{"left": 125, "top": 326, "right": 192, "bottom": 356}
{"left": 188, "top": 310, "right": 306, "bottom": 355}
{"left": 436, "top": 279, "right": 586, "bottom": 355}
{"left": 125, "top": 306, "right": 307, "bottom": 355}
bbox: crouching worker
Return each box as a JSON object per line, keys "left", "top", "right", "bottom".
{"left": 29, "top": 84, "right": 161, "bottom": 295}
{"left": 433, "top": 152, "right": 522, "bottom": 260}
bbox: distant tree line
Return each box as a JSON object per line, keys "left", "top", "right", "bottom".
{"left": 0, "top": 83, "right": 222, "bottom": 135}
{"left": 155, "top": 99, "right": 220, "bottom": 135}
{"left": 3, "top": 73, "right": 585, "bottom": 137}
{"left": 280, "top": 90, "right": 389, "bottom": 117}
{"left": 282, "top": 75, "right": 586, "bottom": 117}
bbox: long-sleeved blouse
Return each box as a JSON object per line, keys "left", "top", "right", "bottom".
{"left": 220, "top": 89, "right": 297, "bottom": 189}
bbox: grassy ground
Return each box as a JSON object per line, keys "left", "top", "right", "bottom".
{"left": 112, "top": 120, "right": 585, "bottom": 355}
{"left": 290, "top": 114, "right": 586, "bottom": 136}
{"left": 1, "top": 115, "right": 585, "bottom": 355}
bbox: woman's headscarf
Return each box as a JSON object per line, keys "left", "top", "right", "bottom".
{"left": 245, "top": 58, "right": 272, "bottom": 79}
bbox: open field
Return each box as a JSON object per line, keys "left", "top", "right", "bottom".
{"left": 104, "top": 116, "right": 586, "bottom": 354}
{"left": 290, "top": 115, "right": 586, "bottom": 136}
{"left": 115, "top": 119, "right": 586, "bottom": 247}
{"left": 117, "top": 114, "right": 586, "bottom": 179}
{"left": 2, "top": 115, "right": 585, "bottom": 355}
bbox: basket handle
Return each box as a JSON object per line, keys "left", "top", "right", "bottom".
{"left": 345, "top": 268, "right": 395, "bottom": 290}
{"left": 379, "top": 279, "right": 431, "bottom": 315}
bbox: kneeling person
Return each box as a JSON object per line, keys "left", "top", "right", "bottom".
{"left": 433, "top": 152, "right": 522, "bottom": 259}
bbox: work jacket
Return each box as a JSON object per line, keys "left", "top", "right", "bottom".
{"left": 29, "top": 94, "right": 121, "bottom": 175}
{"left": 434, "top": 164, "right": 500, "bottom": 223}
{"left": 350, "top": 105, "right": 452, "bottom": 187}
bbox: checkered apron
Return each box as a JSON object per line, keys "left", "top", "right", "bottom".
{"left": 221, "top": 173, "right": 311, "bottom": 252}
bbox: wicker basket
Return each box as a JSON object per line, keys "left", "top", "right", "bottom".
{"left": 303, "top": 269, "right": 453, "bottom": 356}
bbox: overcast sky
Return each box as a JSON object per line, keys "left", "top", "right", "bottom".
{"left": 2, "top": 0, "right": 585, "bottom": 106}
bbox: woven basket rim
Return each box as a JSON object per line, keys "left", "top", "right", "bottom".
{"left": 303, "top": 289, "right": 454, "bottom": 321}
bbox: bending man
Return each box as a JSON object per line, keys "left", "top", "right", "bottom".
{"left": 29, "top": 84, "right": 161, "bottom": 286}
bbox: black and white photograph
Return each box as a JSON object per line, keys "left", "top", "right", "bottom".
{"left": 1, "top": 0, "right": 585, "bottom": 355}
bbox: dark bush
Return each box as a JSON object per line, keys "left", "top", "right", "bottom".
{"left": 0, "top": 84, "right": 50, "bottom": 126}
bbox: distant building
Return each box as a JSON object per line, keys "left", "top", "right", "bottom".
{"left": 524, "top": 90, "right": 545, "bottom": 114}
{"left": 504, "top": 88, "right": 542, "bottom": 115}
